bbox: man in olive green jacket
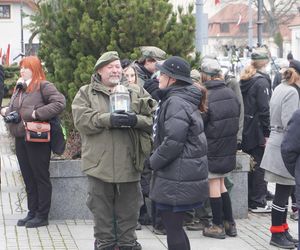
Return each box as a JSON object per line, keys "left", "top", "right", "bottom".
{"left": 72, "top": 51, "right": 154, "bottom": 250}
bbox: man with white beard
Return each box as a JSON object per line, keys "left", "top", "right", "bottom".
{"left": 72, "top": 51, "right": 154, "bottom": 250}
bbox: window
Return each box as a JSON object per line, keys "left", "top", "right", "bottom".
{"left": 220, "top": 23, "right": 229, "bottom": 33}
{"left": 0, "top": 5, "right": 10, "bottom": 19}
{"left": 239, "top": 23, "right": 248, "bottom": 33}
{"left": 25, "top": 43, "right": 40, "bottom": 56}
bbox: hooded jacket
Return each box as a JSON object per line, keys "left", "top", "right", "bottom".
{"left": 72, "top": 74, "right": 154, "bottom": 183}
{"left": 149, "top": 82, "right": 208, "bottom": 206}
{"left": 203, "top": 80, "right": 240, "bottom": 174}
{"left": 240, "top": 71, "right": 271, "bottom": 151}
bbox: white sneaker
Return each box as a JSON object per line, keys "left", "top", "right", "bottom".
{"left": 290, "top": 211, "right": 299, "bottom": 221}
{"left": 249, "top": 204, "right": 272, "bottom": 213}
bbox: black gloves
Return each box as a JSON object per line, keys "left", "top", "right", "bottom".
{"left": 110, "top": 110, "right": 137, "bottom": 128}
{"left": 237, "top": 142, "right": 242, "bottom": 151}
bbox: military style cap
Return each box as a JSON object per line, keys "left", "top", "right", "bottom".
{"left": 191, "top": 69, "right": 201, "bottom": 83}
{"left": 94, "top": 51, "right": 120, "bottom": 71}
{"left": 200, "top": 58, "right": 222, "bottom": 76}
{"left": 289, "top": 60, "right": 300, "bottom": 75}
{"left": 140, "top": 46, "right": 166, "bottom": 61}
{"left": 251, "top": 47, "right": 269, "bottom": 60}
{"left": 156, "top": 56, "right": 193, "bottom": 84}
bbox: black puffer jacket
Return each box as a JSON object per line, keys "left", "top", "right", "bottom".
{"left": 149, "top": 82, "right": 208, "bottom": 206}
{"left": 240, "top": 71, "right": 271, "bottom": 151}
{"left": 281, "top": 109, "right": 300, "bottom": 207}
{"left": 203, "top": 80, "right": 240, "bottom": 174}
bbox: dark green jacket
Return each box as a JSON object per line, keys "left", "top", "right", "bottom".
{"left": 72, "top": 74, "right": 154, "bottom": 183}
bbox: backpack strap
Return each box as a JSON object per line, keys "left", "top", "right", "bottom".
{"left": 39, "top": 81, "right": 48, "bottom": 104}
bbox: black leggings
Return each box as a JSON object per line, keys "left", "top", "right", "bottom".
{"left": 272, "top": 184, "right": 293, "bottom": 227}
{"left": 160, "top": 210, "right": 190, "bottom": 250}
{"left": 274, "top": 184, "right": 293, "bottom": 207}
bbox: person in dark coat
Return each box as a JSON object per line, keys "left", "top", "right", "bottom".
{"left": 149, "top": 56, "right": 208, "bottom": 250}
{"left": 200, "top": 58, "right": 240, "bottom": 239}
{"left": 282, "top": 106, "right": 300, "bottom": 250}
{"left": 240, "top": 48, "right": 272, "bottom": 213}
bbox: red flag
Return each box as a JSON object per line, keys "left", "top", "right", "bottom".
{"left": 5, "top": 44, "right": 10, "bottom": 66}
{"left": 215, "top": 0, "right": 221, "bottom": 5}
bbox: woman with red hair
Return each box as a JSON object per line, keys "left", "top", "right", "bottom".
{"left": 0, "top": 56, "right": 65, "bottom": 228}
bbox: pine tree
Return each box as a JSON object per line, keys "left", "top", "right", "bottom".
{"left": 31, "top": 0, "right": 196, "bottom": 110}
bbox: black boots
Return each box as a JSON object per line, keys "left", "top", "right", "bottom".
{"left": 17, "top": 213, "right": 35, "bottom": 226}
{"left": 270, "top": 233, "right": 295, "bottom": 249}
{"left": 118, "top": 241, "right": 142, "bottom": 250}
{"left": 224, "top": 220, "right": 237, "bottom": 237}
{"left": 94, "top": 240, "right": 142, "bottom": 250}
{"left": 284, "top": 231, "right": 299, "bottom": 246}
{"left": 94, "top": 240, "right": 115, "bottom": 250}
{"left": 25, "top": 216, "right": 49, "bottom": 228}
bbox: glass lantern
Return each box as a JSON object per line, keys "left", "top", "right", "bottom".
{"left": 110, "top": 85, "right": 131, "bottom": 113}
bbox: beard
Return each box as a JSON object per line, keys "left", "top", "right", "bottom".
{"left": 109, "top": 78, "right": 120, "bottom": 85}
{"left": 108, "top": 75, "right": 121, "bottom": 86}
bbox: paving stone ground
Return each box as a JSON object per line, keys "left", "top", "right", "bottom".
{"left": 0, "top": 119, "right": 298, "bottom": 250}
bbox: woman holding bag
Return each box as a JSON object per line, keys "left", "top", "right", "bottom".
{"left": 0, "top": 56, "right": 65, "bottom": 228}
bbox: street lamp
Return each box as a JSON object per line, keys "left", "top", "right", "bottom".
{"left": 257, "top": 0, "right": 263, "bottom": 46}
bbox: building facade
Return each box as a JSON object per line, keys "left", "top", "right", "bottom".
{"left": 0, "top": 0, "right": 38, "bottom": 65}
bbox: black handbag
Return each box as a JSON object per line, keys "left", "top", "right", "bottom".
{"left": 40, "top": 82, "right": 66, "bottom": 155}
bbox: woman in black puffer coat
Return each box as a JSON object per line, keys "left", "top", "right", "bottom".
{"left": 149, "top": 56, "right": 208, "bottom": 250}
{"left": 200, "top": 58, "right": 240, "bottom": 240}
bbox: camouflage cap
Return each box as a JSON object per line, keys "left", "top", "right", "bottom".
{"left": 94, "top": 51, "right": 120, "bottom": 71}
{"left": 140, "top": 46, "right": 166, "bottom": 61}
{"left": 251, "top": 47, "right": 269, "bottom": 60}
{"left": 200, "top": 58, "right": 222, "bottom": 76}
{"left": 191, "top": 69, "right": 201, "bottom": 83}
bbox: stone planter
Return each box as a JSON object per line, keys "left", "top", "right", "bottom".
{"left": 49, "top": 159, "right": 92, "bottom": 220}
{"left": 229, "top": 151, "right": 251, "bottom": 219}
{"left": 49, "top": 152, "right": 251, "bottom": 220}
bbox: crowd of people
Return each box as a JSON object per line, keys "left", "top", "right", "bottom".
{"left": 1, "top": 46, "right": 300, "bottom": 250}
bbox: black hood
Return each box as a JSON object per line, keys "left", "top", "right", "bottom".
{"left": 240, "top": 71, "right": 271, "bottom": 94}
{"left": 203, "top": 79, "right": 226, "bottom": 90}
{"left": 158, "top": 81, "right": 202, "bottom": 107}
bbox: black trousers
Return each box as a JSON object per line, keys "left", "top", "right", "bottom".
{"left": 247, "top": 146, "right": 267, "bottom": 207}
{"left": 15, "top": 137, "right": 52, "bottom": 219}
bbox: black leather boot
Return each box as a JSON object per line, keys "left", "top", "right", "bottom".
{"left": 224, "top": 220, "right": 237, "bottom": 237}
{"left": 25, "top": 216, "right": 49, "bottom": 228}
{"left": 94, "top": 240, "right": 115, "bottom": 250}
{"left": 270, "top": 233, "right": 295, "bottom": 249}
{"left": 17, "top": 213, "right": 35, "bottom": 227}
{"left": 284, "top": 230, "right": 298, "bottom": 246}
{"left": 118, "top": 241, "right": 142, "bottom": 250}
